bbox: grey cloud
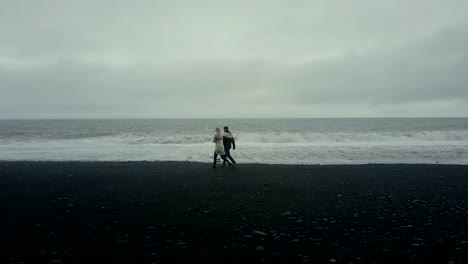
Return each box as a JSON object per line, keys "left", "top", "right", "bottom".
{"left": 2, "top": 0, "right": 468, "bottom": 60}
{"left": 0, "top": 0, "right": 468, "bottom": 118}
{"left": 0, "top": 59, "right": 275, "bottom": 118}
{"left": 287, "top": 25, "right": 468, "bottom": 104}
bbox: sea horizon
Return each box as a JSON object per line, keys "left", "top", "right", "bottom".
{"left": 1, "top": 117, "right": 468, "bottom": 120}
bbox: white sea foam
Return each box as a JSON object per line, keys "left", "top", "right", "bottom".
{"left": 236, "top": 130, "right": 468, "bottom": 144}
{"left": 1, "top": 119, "right": 467, "bottom": 164}
{"left": 9, "top": 130, "right": 464, "bottom": 145}
{"left": 0, "top": 131, "right": 467, "bottom": 164}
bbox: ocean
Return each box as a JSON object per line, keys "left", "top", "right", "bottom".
{"left": 0, "top": 118, "right": 467, "bottom": 164}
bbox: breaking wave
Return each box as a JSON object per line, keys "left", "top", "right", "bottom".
{"left": 117, "top": 130, "right": 468, "bottom": 145}
{"left": 235, "top": 130, "right": 468, "bottom": 144}
{"left": 2, "top": 130, "right": 468, "bottom": 147}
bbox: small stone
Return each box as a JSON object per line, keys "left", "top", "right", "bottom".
{"left": 255, "top": 246, "right": 265, "bottom": 251}
{"left": 329, "top": 259, "right": 336, "bottom": 263}
{"left": 282, "top": 211, "right": 292, "bottom": 216}
{"left": 175, "top": 242, "right": 188, "bottom": 248}
{"left": 253, "top": 231, "right": 267, "bottom": 236}
{"left": 399, "top": 225, "right": 414, "bottom": 228}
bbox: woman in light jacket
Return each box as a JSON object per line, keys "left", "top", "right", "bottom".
{"left": 212, "top": 127, "right": 232, "bottom": 169}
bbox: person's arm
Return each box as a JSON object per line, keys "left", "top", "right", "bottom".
{"left": 232, "top": 137, "right": 236, "bottom": 150}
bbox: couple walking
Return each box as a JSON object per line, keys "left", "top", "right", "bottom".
{"left": 212, "top": 126, "right": 237, "bottom": 169}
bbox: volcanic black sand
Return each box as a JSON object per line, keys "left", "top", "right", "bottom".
{"left": 0, "top": 162, "right": 467, "bottom": 263}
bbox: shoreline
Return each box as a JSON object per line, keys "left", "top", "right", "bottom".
{"left": 0, "top": 160, "right": 466, "bottom": 165}
{"left": 1, "top": 162, "right": 467, "bottom": 263}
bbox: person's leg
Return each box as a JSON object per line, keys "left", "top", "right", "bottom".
{"left": 221, "top": 155, "right": 232, "bottom": 167}
{"left": 213, "top": 153, "right": 218, "bottom": 168}
{"left": 222, "top": 149, "right": 227, "bottom": 166}
{"left": 225, "top": 148, "right": 236, "bottom": 164}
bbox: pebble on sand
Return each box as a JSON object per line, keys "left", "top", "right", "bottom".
{"left": 282, "top": 211, "right": 292, "bottom": 216}
{"left": 252, "top": 231, "right": 267, "bottom": 236}
{"left": 255, "top": 246, "right": 265, "bottom": 251}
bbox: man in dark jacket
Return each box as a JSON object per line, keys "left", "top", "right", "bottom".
{"left": 222, "top": 126, "right": 237, "bottom": 167}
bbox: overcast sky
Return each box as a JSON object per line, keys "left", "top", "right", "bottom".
{"left": 1, "top": 0, "right": 468, "bottom": 118}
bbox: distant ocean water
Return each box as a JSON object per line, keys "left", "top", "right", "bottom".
{"left": 0, "top": 118, "right": 467, "bottom": 164}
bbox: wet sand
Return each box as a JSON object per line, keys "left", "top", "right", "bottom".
{"left": 0, "top": 161, "right": 467, "bottom": 263}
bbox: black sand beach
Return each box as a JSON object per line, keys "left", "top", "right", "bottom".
{"left": 1, "top": 162, "right": 467, "bottom": 263}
